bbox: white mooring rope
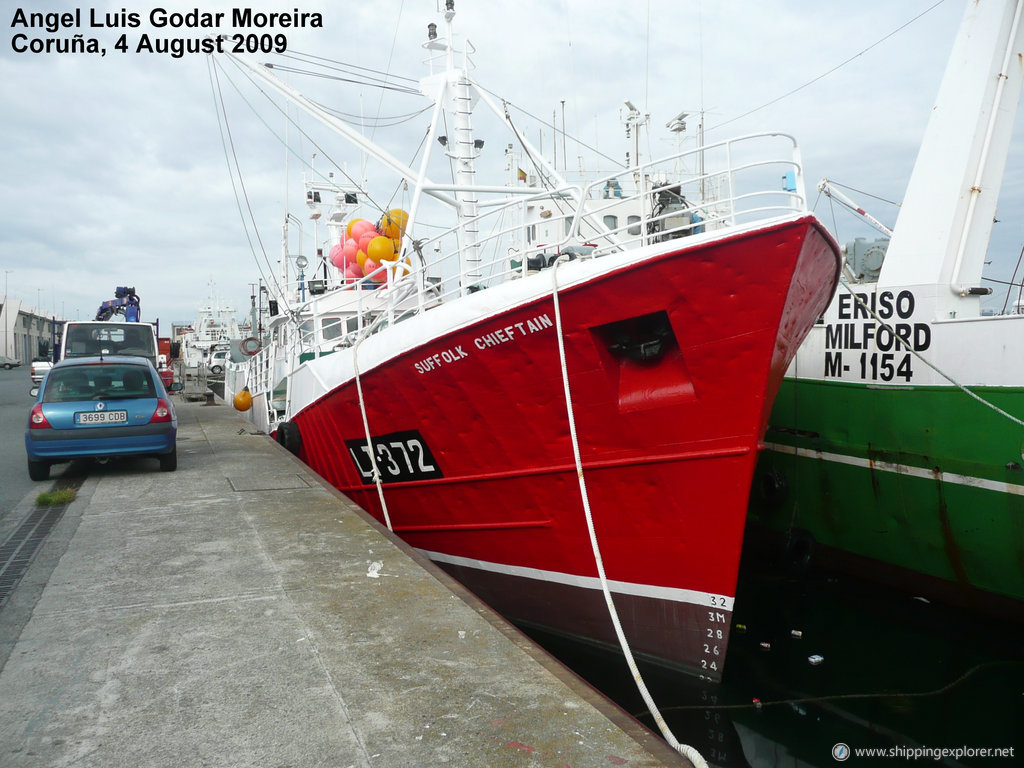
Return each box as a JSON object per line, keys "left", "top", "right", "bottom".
{"left": 353, "top": 333, "right": 394, "bottom": 531}
{"left": 550, "top": 258, "right": 709, "bottom": 768}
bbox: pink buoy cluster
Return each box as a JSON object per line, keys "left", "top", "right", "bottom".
{"left": 329, "top": 209, "right": 410, "bottom": 284}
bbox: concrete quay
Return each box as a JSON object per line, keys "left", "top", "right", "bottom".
{"left": 0, "top": 398, "right": 688, "bottom": 767}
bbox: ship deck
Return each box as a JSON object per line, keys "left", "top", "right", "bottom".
{"left": 0, "top": 397, "right": 688, "bottom": 767}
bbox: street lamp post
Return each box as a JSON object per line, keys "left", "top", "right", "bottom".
{"left": 2, "top": 270, "right": 10, "bottom": 358}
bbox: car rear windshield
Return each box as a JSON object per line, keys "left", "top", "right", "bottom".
{"left": 43, "top": 365, "right": 156, "bottom": 402}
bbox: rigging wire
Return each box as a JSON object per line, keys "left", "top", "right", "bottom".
{"left": 698, "top": 0, "right": 705, "bottom": 138}
{"left": 280, "top": 49, "right": 421, "bottom": 87}
{"left": 316, "top": 102, "right": 432, "bottom": 128}
{"left": 710, "top": 0, "right": 949, "bottom": 133}
{"left": 258, "top": 40, "right": 624, "bottom": 199}
{"left": 814, "top": 189, "right": 844, "bottom": 246}
{"left": 208, "top": 56, "right": 284, "bottom": 307}
{"left": 370, "top": 0, "right": 407, "bottom": 146}
{"left": 262, "top": 64, "right": 423, "bottom": 96}
{"left": 560, "top": 0, "right": 581, "bottom": 173}
{"left": 501, "top": 104, "right": 579, "bottom": 227}
{"left": 252, "top": 58, "right": 432, "bottom": 126}
{"left": 994, "top": 242, "right": 1024, "bottom": 313}
{"left": 267, "top": 46, "right": 422, "bottom": 100}
{"left": 644, "top": 0, "right": 651, "bottom": 120}
{"left": 215, "top": 54, "right": 392, "bottom": 222}
{"left": 252, "top": 43, "right": 440, "bottom": 224}
{"left": 643, "top": 0, "right": 653, "bottom": 164}
{"left": 211, "top": 53, "right": 426, "bottom": 319}
{"left": 218, "top": 56, "right": 364, "bottom": 195}
{"left": 361, "top": 0, "right": 428, "bottom": 219}
{"left": 812, "top": 179, "right": 899, "bottom": 244}
{"left": 825, "top": 179, "right": 901, "bottom": 209}
{"left": 479, "top": 82, "right": 626, "bottom": 172}
{"left": 215, "top": 50, "right": 442, "bottom": 285}
{"left": 384, "top": 130, "right": 427, "bottom": 213}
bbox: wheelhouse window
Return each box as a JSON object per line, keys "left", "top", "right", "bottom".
{"left": 321, "top": 317, "right": 343, "bottom": 341}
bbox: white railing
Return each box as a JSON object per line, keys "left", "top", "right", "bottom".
{"left": 409, "top": 131, "right": 806, "bottom": 304}
{"left": 233, "top": 132, "right": 806, "bottom": 429}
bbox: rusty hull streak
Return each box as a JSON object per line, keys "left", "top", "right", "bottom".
{"left": 934, "top": 467, "right": 971, "bottom": 586}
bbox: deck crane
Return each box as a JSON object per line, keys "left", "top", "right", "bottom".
{"left": 817, "top": 179, "right": 895, "bottom": 282}
{"left": 817, "top": 178, "right": 893, "bottom": 237}
{"left": 95, "top": 286, "right": 141, "bottom": 322}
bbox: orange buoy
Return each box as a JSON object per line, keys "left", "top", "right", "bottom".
{"left": 233, "top": 386, "right": 253, "bottom": 412}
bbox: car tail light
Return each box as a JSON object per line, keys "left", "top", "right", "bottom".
{"left": 29, "top": 404, "right": 52, "bottom": 429}
{"left": 149, "top": 398, "right": 173, "bottom": 424}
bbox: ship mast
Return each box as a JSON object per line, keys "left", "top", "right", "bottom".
{"left": 217, "top": 2, "right": 585, "bottom": 296}
{"left": 880, "top": 0, "right": 1024, "bottom": 315}
{"left": 424, "top": 4, "right": 484, "bottom": 290}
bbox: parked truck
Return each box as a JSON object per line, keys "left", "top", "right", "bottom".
{"left": 57, "top": 286, "right": 164, "bottom": 382}
{"left": 60, "top": 320, "right": 158, "bottom": 367}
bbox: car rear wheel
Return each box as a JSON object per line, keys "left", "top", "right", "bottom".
{"left": 159, "top": 446, "right": 177, "bottom": 472}
{"left": 27, "top": 459, "right": 50, "bottom": 481}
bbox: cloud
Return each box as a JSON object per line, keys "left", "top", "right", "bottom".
{"left": 1, "top": 0, "right": 1021, "bottom": 325}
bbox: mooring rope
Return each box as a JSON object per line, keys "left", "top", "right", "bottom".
{"left": 352, "top": 332, "right": 393, "bottom": 531}
{"left": 550, "top": 257, "right": 708, "bottom": 768}
{"left": 637, "top": 659, "right": 1023, "bottom": 718}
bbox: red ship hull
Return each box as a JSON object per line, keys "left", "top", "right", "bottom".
{"left": 287, "top": 216, "right": 839, "bottom": 680}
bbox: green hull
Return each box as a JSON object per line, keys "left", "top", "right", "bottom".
{"left": 748, "top": 377, "right": 1024, "bottom": 608}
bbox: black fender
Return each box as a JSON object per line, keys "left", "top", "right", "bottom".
{"left": 275, "top": 420, "right": 302, "bottom": 457}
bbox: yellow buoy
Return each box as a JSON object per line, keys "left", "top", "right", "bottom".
{"left": 233, "top": 386, "right": 253, "bottom": 412}
{"left": 379, "top": 208, "right": 408, "bottom": 240}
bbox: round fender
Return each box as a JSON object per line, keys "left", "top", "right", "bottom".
{"left": 275, "top": 420, "right": 302, "bottom": 457}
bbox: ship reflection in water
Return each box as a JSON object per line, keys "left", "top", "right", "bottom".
{"left": 521, "top": 554, "right": 1024, "bottom": 767}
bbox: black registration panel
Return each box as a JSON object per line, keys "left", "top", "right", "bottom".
{"left": 345, "top": 430, "right": 443, "bottom": 484}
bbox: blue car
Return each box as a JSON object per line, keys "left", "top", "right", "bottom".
{"left": 26, "top": 356, "right": 181, "bottom": 481}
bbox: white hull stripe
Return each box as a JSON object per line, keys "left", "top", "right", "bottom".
{"left": 418, "top": 548, "right": 735, "bottom": 611}
{"left": 764, "top": 442, "right": 1024, "bottom": 496}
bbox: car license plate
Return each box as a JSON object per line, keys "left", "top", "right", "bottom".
{"left": 74, "top": 410, "right": 128, "bottom": 425}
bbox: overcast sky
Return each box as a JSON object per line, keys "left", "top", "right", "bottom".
{"left": 2, "top": 0, "right": 1020, "bottom": 329}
